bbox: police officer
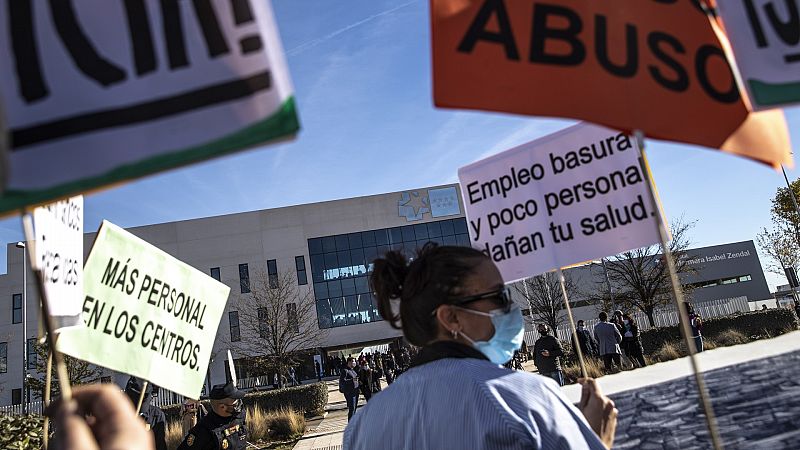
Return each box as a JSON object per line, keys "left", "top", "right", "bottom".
{"left": 178, "top": 382, "right": 247, "bottom": 450}
{"left": 124, "top": 377, "right": 167, "bottom": 450}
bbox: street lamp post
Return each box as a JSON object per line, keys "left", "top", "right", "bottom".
{"left": 16, "top": 242, "right": 27, "bottom": 414}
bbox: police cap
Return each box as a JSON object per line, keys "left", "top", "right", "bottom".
{"left": 209, "top": 383, "right": 245, "bottom": 400}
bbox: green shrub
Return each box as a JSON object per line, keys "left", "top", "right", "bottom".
{"left": 0, "top": 414, "right": 43, "bottom": 449}
{"left": 162, "top": 383, "right": 327, "bottom": 422}
{"left": 245, "top": 383, "right": 327, "bottom": 417}
{"left": 640, "top": 309, "right": 798, "bottom": 353}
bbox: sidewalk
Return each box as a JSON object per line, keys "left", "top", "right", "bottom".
{"left": 293, "top": 332, "right": 800, "bottom": 449}
{"left": 292, "top": 379, "right": 378, "bottom": 450}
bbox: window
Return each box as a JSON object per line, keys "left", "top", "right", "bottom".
{"left": 295, "top": 256, "right": 308, "bottom": 285}
{"left": 210, "top": 267, "right": 220, "bottom": 281}
{"left": 27, "top": 338, "right": 36, "bottom": 369}
{"left": 721, "top": 277, "right": 738, "bottom": 285}
{"left": 239, "top": 264, "right": 250, "bottom": 293}
{"left": 267, "top": 259, "right": 278, "bottom": 289}
{"left": 257, "top": 308, "right": 269, "bottom": 338}
{"left": 739, "top": 275, "right": 752, "bottom": 282}
{"left": 12, "top": 293, "right": 22, "bottom": 324}
{"left": 307, "top": 218, "right": 472, "bottom": 329}
{"left": 229, "top": 311, "right": 240, "bottom": 342}
{"left": 286, "top": 303, "right": 298, "bottom": 333}
{"left": 0, "top": 342, "right": 6, "bottom": 373}
{"left": 12, "top": 389, "right": 21, "bottom": 405}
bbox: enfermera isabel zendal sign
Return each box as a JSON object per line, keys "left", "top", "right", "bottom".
{"left": 0, "top": 0, "right": 298, "bottom": 213}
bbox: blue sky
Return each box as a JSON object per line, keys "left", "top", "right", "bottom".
{"left": 1, "top": 0, "right": 798, "bottom": 290}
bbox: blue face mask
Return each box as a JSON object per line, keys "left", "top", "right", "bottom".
{"left": 457, "top": 304, "right": 524, "bottom": 365}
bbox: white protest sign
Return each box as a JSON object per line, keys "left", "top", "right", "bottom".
{"left": 57, "top": 221, "right": 230, "bottom": 399}
{"left": 33, "top": 195, "right": 84, "bottom": 330}
{"left": 458, "top": 123, "right": 663, "bottom": 282}
{"left": 716, "top": 0, "right": 800, "bottom": 110}
{"left": 0, "top": 0, "right": 298, "bottom": 214}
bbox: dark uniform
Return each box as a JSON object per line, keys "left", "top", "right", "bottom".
{"left": 125, "top": 377, "right": 167, "bottom": 450}
{"left": 178, "top": 383, "right": 247, "bottom": 450}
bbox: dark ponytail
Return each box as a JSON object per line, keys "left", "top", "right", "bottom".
{"left": 370, "top": 242, "right": 488, "bottom": 346}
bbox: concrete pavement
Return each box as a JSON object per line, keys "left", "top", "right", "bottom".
{"left": 293, "top": 332, "right": 800, "bottom": 449}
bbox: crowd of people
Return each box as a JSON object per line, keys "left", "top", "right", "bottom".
{"left": 533, "top": 303, "right": 705, "bottom": 385}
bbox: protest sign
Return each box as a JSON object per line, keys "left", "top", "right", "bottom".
{"left": 458, "top": 123, "right": 662, "bottom": 282}
{"left": 33, "top": 195, "right": 84, "bottom": 330}
{"left": 57, "top": 221, "right": 230, "bottom": 399}
{"left": 715, "top": 0, "right": 800, "bottom": 110}
{"left": 0, "top": 0, "right": 298, "bottom": 214}
{"left": 431, "top": 0, "right": 791, "bottom": 168}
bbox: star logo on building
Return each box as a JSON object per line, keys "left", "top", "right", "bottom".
{"left": 398, "top": 191, "right": 430, "bottom": 221}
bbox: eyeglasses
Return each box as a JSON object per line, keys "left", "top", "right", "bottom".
{"left": 450, "top": 286, "right": 513, "bottom": 313}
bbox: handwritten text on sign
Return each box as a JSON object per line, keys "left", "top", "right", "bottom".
{"left": 0, "top": 0, "right": 297, "bottom": 212}
{"left": 57, "top": 221, "right": 230, "bottom": 399}
{"left": 33, "top": 195, "right": 84, "bottom": 330}
{"left": 716, "top": 0, "right": 800, "bottom": 110}
{"left": 458, "top": 123, "right": 662, "bottom": 282}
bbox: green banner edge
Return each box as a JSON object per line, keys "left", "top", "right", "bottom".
{"left": 0, "top": 96, "right": 299, "bottom": 214}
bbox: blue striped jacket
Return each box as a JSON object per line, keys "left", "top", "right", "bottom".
{"left": 343, "top": 357, "right": 606, "bottom": 449}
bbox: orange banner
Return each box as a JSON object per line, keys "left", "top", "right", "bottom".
{"left": 431, "top": 0, "right": 791, "bottom": 168}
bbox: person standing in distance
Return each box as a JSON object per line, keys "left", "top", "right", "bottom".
{"left": 533, "top": 323, "right": 565, "bottom": 386}
{"left": 178, "top": 383, "right": 247, "bottom": 450}
{"left": 125, "top": 377, "right": 167, "bottom": 450}
{"left": 344, "top": 243, "right": 616, "bottom": 449}
{"left": 594, "top": 312, "right": 623, "bottom": 373}
{"left": 339, "top": 357, "right": 360, "bottom": 421}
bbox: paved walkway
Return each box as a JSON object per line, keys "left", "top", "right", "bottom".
{"left": 293, "top": 332, "right": 800, "bottom": 449}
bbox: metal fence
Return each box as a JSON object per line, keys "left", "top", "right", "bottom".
{"left": 0, "top": 400, "right": 43, "bottom": 416}
{"left": 524, "top": 296, "right": 751, "bottom": 345}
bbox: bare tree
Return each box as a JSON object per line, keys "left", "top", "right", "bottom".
{"left": 757, "top": 221, "right": 800, "bottom": 280}
{"left": 514, "top": 271, "right": 578, "bottom": 333}
{"left": 230, "top": 269, "right": 326, "bottom": 386}
{"left": 27, "top": 342, "right": 104, "bottom": 400}
{"left": 604, "top": 218, "right": 696, "bottom": 326}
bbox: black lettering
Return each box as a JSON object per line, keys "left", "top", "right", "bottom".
{"left": 160, "top": 0, "right": 189, "bottom": 68}
{"left": 764, "top": 0, "right": 800, "bottom": 46}
{"left": 648, "top": 32, "right": 689, "bottom": 92}
{"left": 49, "top": 0, "right": 127, "bottom": 86}
{"left": 192, "top": 0, "right": 230, "bottom": 57}
{"left": 138, "top": 274, "right": 152, "bottom": 300}
{"left": 141, "top": 320, "right": 154, "bottom": 348}
{"left": 123, "top": 0, "right": 157, "bottom": 75}
{"left": 595, "top": 15, "right": 638, "bottom": 78}
{"left": 102, "top": 258, "right": 120, "bottom": 287}
{"left": 529, "top": 4, "right": 585, "bottom": 65}
{"left": 745, "top": 0, "right": 769, "bottom": 47}
{"left": 457, "top": 0, "right": 520, "bottom": 60}
{"left": 695, "top": 45, "right": 739, "bottom": 104}
{"left": 126, "top": 315, "right": 139, "bottom": 343}
{"left": 9, "top": 0, "right": 49, "bottom": 102}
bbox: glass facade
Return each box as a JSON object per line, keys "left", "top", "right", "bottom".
{"left": 12, "top": 293, "right": 22, "bottom": 324}
{"left": 239, "top": 264, "right": 250, "bottom": 293}
{"left": 0, "top": 342, "right": 6, "bottom": 373}
{"left": 229, "top": 311, "right": 241, "bottom": 342}
{"left": 296, "top": 256, "right": 308, "bottom": 285}
{"left": 308, "top": 218, "right": 471, "bottom": 329}
{"left": 26, "top": 338, "right": 36, "bottom": 369}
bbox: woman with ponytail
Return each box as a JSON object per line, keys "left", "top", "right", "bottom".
{"left": 343, "top": 243, "right": 617, "bottom": 449}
